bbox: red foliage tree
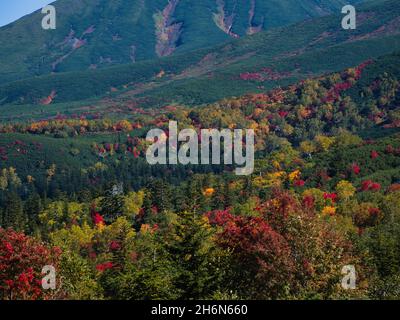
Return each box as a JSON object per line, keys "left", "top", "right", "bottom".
{"left": 95, "top": 262, "right": 114, "bottom": 272}
{"left": 323, "top": 192, "right": 338, "bottom": 203}
{"left": 0, "top": 228, "right": 61, "bottom": 300}
{"left": 352, "top": 163, "right": 361, "bottom": 175}
{"left": 206, "top": 209, "right": 294, "bottom": 298}
{"left": 387, "top": 184, "right": 400, "bottom": 194}
{"left": 302, "top": 195, "right": 315, "bottom": 209}
{"left": 361, "top": 180, "right": 381, "bottom": 192}
{"left": 207, "top": 190, "right": 359, "bottom": 298}
{"left": 91, "top": 203, "right": 104, "bottom": 226}
{"left": 93, "top": 213, "right": 105, "bottom": 226}
{"left": 294, "top": 179, "right": 305, "bottom": 187}
{"left": 370, "top": 150, "right": 379, "bottom": 159}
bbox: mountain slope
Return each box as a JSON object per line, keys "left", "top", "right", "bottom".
{"left": 0, "top": 0, "right": 398, "bottom": 108}
{"left": 0, "top": 0, "right": 361, "bottom": 84}
{"left": 1, "top": 51, "right": 399, "bottom": 175}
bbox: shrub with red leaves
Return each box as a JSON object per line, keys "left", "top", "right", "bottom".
{"left": 302, "top": 195, "right": 315, "bottom": 209}
{"left": 206, "top": 209, "right": 294, "bottom": 297}
{"left": 368, "top": 207, "right": 381, "bottom": 217}
{"left": 361, "top": 180, "right": 381, "bottom": 192}
{"left": 370, "top": 150, "right": 379, "bottom": 159}
{"left": 386, "top": 145, "right": 395, "bottom": 154}
{"left": 96, "top": 262, "right": 114, "bottom": 272}
{"left": 353, "top": 204, "right": 383, "bottom": 230}
{"left": 206, "top": 191, "right": 357, "bottom": 299}
{"left": 294, "top": 180, "right": 305, "bottom": 187}
{"left": 370, "top": 183, "right": 382, "bottom": 191}
{"left": 109, "top": 241, "right": 121, "bottom": 251}
{"left": 133, "top": 147, "right": 140, "bottom": 158}
{"left": 278, "top": 111, "right": 289, "bottom": 118}
{"left": 387, "top": 184, "right": 400, "bottom": 194}
{"left": 0, "top": 228, "right": 61, "bottom": 300}
{"left": 352, "top": 163, "right": 361, "bottom": 175}
{"left": 324, "top": 192, "right": 338, "bottom": 203}
{"left": 239, "top": 72, "right": 263, "bottom": 81}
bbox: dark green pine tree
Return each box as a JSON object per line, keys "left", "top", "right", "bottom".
{"left": 146, "top": 179, "right": 172, "bottom": 213}
{"left": 167, "top": 211, "right": 225, "bottom": 299}
{"left": 173, "top": 184, "right": 188, "bottom": 213}
{"left": 2, "top": 192, "right": 26, "bottom": 231}
{"left": 141, "top": 189, "right": 153, "bottom": 218}
{"left": 210, "top": 186, "right": 224, "bottom": 211}
{"left": 222, "top": 180, "right": 235, "bottom": 209}
{"left": 185, "top": 177, "right": 206, "bottom": 214}
{"left": 242, "top": 176, "right": 254, "bottom": 200}
{"left": 100, "top": 184, "right": 125, "bottom": 224}
{"left": 23, "top": 193, "right": 43, "bottom": 235}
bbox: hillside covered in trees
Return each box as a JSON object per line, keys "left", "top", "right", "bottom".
{"left": 0, "top": 0, "right": 399, "bottom": 108}
{"left": 0, "top": 0, "right": 362, "bottom": 85}
{"left": 1, "top": 44, "right": 400, "bottom": 299}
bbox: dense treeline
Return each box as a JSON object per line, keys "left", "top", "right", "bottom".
{"left": 1, "top": 131, "right": 400, "bottom": 299}
{"left": 1, "top": 55, "right": 400, "bottom": 300}
{"left": 1, "top": 0, "right": 400, "bottom": 107}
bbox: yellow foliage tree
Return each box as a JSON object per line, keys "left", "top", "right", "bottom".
{"left": 116, "top": 119, "right": 133, "bottom": 131}
{"left": 314, "top": 135, "right": 335, "bottom": 152}
{"left": 336, "top": 180, "right": 356, "bottom": 201}
{"left": 299, "top": 140, "right": 316, "bottom": 155}
{"left": 288, "top": 170, "right": 301, "bottom": 182}
{"left": 0, "top": 167, "right": 22, "bottom": 190}
{"left": 50, "top": 222, "right": 95, "bottom": 253}
{"left": 322, "top": 206, "right": 336, "bottom": 216}
{"left": 123, "top": 190, "right": 145, "bottom": 220}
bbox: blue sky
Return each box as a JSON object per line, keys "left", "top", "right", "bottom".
{"left": 0, "top": 0, "right": 54, "bottom": 27}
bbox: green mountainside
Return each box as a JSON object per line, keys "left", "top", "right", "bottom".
{"left": 0, "top": 0, "right": 398, "bottom": 109}
{"left": 0, "top": 0, "right": 361, "bottom": 85}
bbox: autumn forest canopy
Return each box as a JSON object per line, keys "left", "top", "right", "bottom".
{"left": 0, "top": 0, "right": 400, "bottom": 302}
